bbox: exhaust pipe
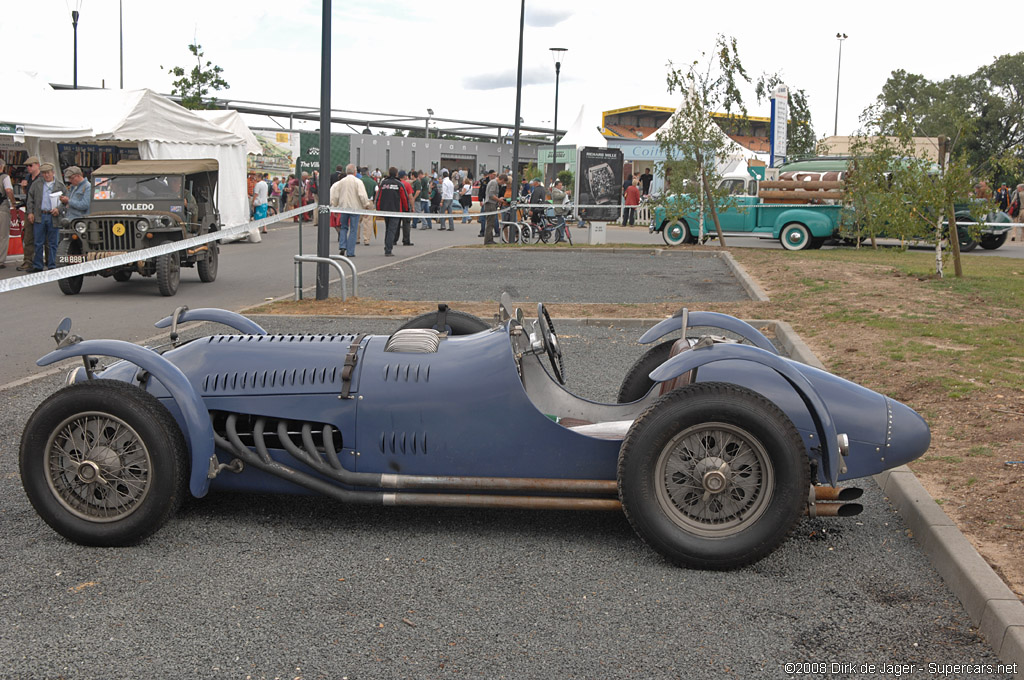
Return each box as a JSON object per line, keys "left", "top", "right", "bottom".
{"left": 813, "top": 486, "right": 863, "bottom": 502}
{"left": 806, "top": 502, "right": 864, "bottom": 518}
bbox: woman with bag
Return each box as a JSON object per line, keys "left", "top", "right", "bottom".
{"left": 459, "top": 179, "right": 473, "bottom": 223}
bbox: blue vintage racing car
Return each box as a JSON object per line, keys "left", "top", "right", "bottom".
{"left": 19, "top": 297, "right": 930, "bottom": 570}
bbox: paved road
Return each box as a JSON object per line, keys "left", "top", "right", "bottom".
{"left": 0, "top": 315, "right": 1010, "bottom": 679}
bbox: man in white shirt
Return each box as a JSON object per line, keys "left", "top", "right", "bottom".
{"left": 330, "top": 163, "right": 373, "bottom": 256}
{"left": 439, "top": 169, "right": 455, "bottom": 231}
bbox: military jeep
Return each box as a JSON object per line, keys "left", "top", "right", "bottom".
{"left": 57, "top": 159, "right": 221, "bottom": 297}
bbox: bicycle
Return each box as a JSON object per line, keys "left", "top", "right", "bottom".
{"left": 525, "top": 207, "right": 573, "bottom": 245}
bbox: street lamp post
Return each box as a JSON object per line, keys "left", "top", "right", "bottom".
{"left": 550, "top": 48, "right": 567, "bottom": 185}
{"left": 71, "top": 9, "right": 80, "bottom": 89}
{"left": 426, "top": 108, "right": 433, "bottom": 139}
{"left": 833, "top": 33, "right": 847, "bottom": 137}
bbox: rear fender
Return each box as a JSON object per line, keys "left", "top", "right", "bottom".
{"left": 649, "top": 343, "right": 840, "bottom": 485}
{"left": 772, "top": 209, "right": 835, "bottom": 237}
{"left": 638, "top": 311, "right": 779, "bottom": 354}
{"left": 37, "top": 340, "right": 215, "bottom": 498}
{"left": 154, "top": 308, "right": 267, "bottom": 335}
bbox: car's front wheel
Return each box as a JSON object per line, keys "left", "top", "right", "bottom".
{"left": 19, "top": 380, "right": 189, "bottom": 546}
{"left": 618, "top": 382, "right": 809, "bottom": 569}
{"left": 197, "top": 239, "right": 219, "bottom": 283}
{"left": 980, "top": 233, "right": 1008, "bottom": 250}
{"left": 56, "top": 239, "right": 83, "bottom": 295}
{"left": 662, "top": 220, "right": 688, "bottom": 246}
{"left": 156, "top": 253, "right": 180, "bottom": 296}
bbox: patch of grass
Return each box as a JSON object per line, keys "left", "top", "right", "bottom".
{"left": 967, "top": 446, "right": 994, "bottom": 458}
{"left": 922, "top": 455, "right": 963, "bottom": 464}
{"left": 967, "top": 477, "right": 978, "bottom": 486}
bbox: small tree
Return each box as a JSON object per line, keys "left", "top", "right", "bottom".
{"left": 557, "top": 169, "right": 574, "bottom": 188}
{"left": 162, "top": 41, "right": 229, "bottom": 110}
{"left": 654, "top": 35, "right": 752, "bottom": 245}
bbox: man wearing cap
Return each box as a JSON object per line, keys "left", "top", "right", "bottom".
{"left": 482, "top": 172, "right": 507, "bottom": 245}
{"left": 18, "top": 156, "right": 41, "bottom": 270}
{"left": 60, "top": 166, "right": 91, "bottom": 221}
{"left": 439, "top": 169, "right": 455, "bottom": 231}
{"left": 26, "top": 162, "right": 65, "bottom": 272}
{"left": 0, "top": 159, "right": 15, "bottom": 268}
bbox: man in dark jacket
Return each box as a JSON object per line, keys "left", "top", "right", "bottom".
{"left": 375, "top": 167, "right": 409, "bottom": 256}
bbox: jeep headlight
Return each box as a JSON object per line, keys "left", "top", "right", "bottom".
{"left": 136, "top": 219, "right": 150, "bottom": 233}
{"left": 73, "top": 221, "right": 87, "bottom": 234}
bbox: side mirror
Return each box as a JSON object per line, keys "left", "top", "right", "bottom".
{"left": 53, "top": 318, "right": 81, "bottom": 348}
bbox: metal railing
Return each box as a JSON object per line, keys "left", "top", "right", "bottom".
{"left": 293, "top": 254, "right": 357, "bottom": 301}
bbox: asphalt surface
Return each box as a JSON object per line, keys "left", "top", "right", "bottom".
{"left": 0, "top": 312, "right": 1011, "bottom": 679}
{"left": 351, "top": 248, "right": 749, "bottom": 304}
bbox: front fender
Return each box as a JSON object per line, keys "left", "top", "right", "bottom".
{"left": 638, "top": 311, "right": 779, "bottom": 354}
{"left": 37, "top": 340, "right": 216, "bottom": 498}
{"left": 649, "top": 343, "right": 840, "bottom": 485}
{"left": 154, "top": 308, "right": 267, "bottom": 335}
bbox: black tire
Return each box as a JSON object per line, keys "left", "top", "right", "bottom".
{"left": 156, "top": 252, "right": 180, "bottom": 297}
{"left": 957, "top": 224, "right": 978, "bottom": 252}
{"left": 397, "top": 308, "right": 491, "bottom": 335}
{"left": 618, "top": 382, "right": 810, "bottom": 570}
{"left": 112, "top": 270, "right": 132, "bottom": 282}
{"left": 779, "top": 222, "right": 812, "bottom": 251}
{"left": 19, "top": 380, "right": 189, "bottom": 546}
{"left": 56, "top": 239, "right": 83, "bottom": 296}
{"left": 500, "top": 223, "right": 520, "bottom": 244}
{"left": 617, "top": 339, "right": 675, "bottom": 403}
{"left": 980, "top": 233, "right": 1007, "bottom": 250}
{"left": 809, "top": 237, "right": 827, "bottom": 249}
{"left": 197, "top": 240, "right": 219, "bottom": 283}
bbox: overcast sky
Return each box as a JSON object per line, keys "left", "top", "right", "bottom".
{"left": 9, "top": 1, "right": 1011, "bottom": 140}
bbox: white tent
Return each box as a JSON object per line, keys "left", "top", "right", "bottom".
{"left": 193, "top": 109, "right": 263, "bottom": 155}
{"left": 556, "top": 106, "right": 608, "bottom": 149}
{"left": 2, "top": 87, "right": 252, "bottom": 230}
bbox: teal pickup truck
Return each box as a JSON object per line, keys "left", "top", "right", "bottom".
{"left": 650, "top": 179, "right": 843, "bottom": 251}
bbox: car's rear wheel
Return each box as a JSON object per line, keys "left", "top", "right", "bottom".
{"left": 779, "top": 222, "right": 811, "bottom": 251}
{"left": 618, "top": 382, "right": 809, "bottom": 569}
{"left": 156, "top": 253, "right": 180, "bottom": 297}
{"left": 197, "top": 239, "right": 219, "bottom": 283}
{"left": 56, "top": 239, "right": 83, "bottom": 295}
{"left": 19, "top": 380, "right": 189, "bottom": 546}
{"left": 662, "top": 220, "right": 688, "bottom": 246}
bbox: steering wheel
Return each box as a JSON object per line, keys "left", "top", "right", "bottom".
{"left": 537, "top": 303, "right": 566, "bottom": 384}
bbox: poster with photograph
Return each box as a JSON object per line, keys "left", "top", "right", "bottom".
{"left": 577, "top": 147, "right": 623, "bottom": 221}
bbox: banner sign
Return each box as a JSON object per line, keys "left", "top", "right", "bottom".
{"left": 770, "top": 85, "right": 789, "bottom": 168}
{"left": 577, "top": 146, "right": 623, "bottom": 222}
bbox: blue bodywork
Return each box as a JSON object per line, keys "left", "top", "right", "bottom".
{"left": 37, "top": 307, "right": 930, "bottom": 499}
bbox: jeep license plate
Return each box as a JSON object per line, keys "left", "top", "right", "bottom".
{"left": 58, "top": 255, "right": 87, "bottom": 264}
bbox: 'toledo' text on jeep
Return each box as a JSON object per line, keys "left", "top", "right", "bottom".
{"left": 57, "top": 159, "right": 221, "bottom": 296}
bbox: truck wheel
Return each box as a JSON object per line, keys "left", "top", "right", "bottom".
{"left": 156, "top": 253, "right": 180, "bottom": 297}
{"left": 397, "top": 308, "right": 490, "bottom": 335}
{"left": 779, "top": 223, "right": 811, "bottom": 251}
{"left": 662, "top": 220, "right": 688, "bottom": 246}
{"left": 617, "top": 340, "right": 674, "bottom": 403}
{"left": 19, "top": 380, "right": 189, "bottom": 546}
{"left": 980, "top": 233, "right": 1007, "bottom": 250}
{"left": 112, "top": 271, "right": 133, "bottom": 282}
{"left": 618, "top": 382, "right": 809, "bottom": 569}
{"left": 56, "top": 239, "right": 83, "bottom": 296}
{"left": 197, "top": 241, "right": 219, "bottom": 283}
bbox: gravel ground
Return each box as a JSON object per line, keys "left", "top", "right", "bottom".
{"left": 0, "top": 315, "right": 1011, "bottom": 679}
{"left": 347, "top": 249, "right": 751, "bottom": 304}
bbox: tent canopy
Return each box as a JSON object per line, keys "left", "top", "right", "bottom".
{"left": 193, "top": 109, "right": 263, "bottom": 155}
{"left": 556, "top": 106, "right": 608, "bottom": 148}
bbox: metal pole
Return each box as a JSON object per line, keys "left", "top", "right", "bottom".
{"left": 552, "top": 61, "right": 560, "bottom": 184}
{"left": 119, "top": 1, "right": 123, "bottom": 88}
{"left": 72, "top": 10, "right": 80, "bottom": 89}
{"left": 511, "top": 0, "right": 525, "bottom": 193}
{"left": 315, "top": 0, "right": 332, "bottom": 300}
{"left": 833, "top": 33, "right": 847, "bottom": 137}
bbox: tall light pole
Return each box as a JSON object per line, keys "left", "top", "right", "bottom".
{"left": 425, "top": 108, "right": 433, "bottom": 139}
{"left": 833, "top": 32, "right": 847, "bottom": 137}
{"left": 550, "top": 47, "right": 567, "bottom": 185}
{"left": 71, "top": 9, "right": 80, "bottom": 89}
{"left": 511, "top": 0, "right": 526, "bottom": 193}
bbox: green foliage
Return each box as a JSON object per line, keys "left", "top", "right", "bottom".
{"left": 873, "top": 53, "right": 1024, "bottom": 184}
{"left": 162, "top": 42, "right": 229, "bottom": 110}
{"left": 654, "top": 35, "right": 751, "bottom": 242}
{"left": 521, "top": 162, "right": 541, "bottom": 182}
{"left": 755, "top": 74, "right": 816, "bottom": 158}
{"left": 557, "top": 170, "right": 574, "bottom": 188}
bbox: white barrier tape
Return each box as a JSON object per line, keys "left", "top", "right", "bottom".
{"left": 324, "top": 203, "right": 620, "bottom": 220}
{"left": 0, "top": 204, "right": 315, "bottom": 294}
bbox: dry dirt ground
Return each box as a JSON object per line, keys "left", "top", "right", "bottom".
{"left": 250, "top": 247, "right": 1024, "bottom": 600}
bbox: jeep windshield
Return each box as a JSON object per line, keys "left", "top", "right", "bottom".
{"left": 92, "top": 175, "right": 184, "bottom": 201}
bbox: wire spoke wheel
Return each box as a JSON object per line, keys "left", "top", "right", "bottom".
{"left": 655, "top": 422, "right": 773, "bottom": 538}
{"left": 45, "top": 412, "right": 153, "bottom": 522}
